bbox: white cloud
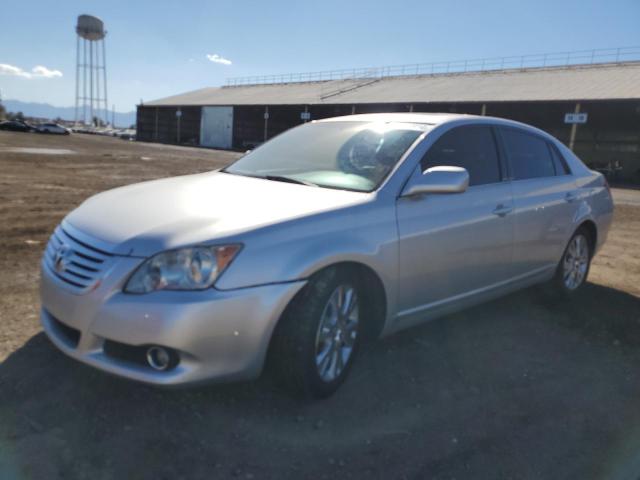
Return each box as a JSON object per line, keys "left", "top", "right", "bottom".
{"left": 31, "top": 65, "right": 63, "bottom": 78}
{"left": 0, "top": 63, "right": 63, "bottom": 79}
{"left": 0, "top": 64, "right": 30, "bottom": 78}
{"left": 206, "top": 54, "right": 232, "bottom": 65}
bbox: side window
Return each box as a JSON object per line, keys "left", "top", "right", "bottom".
{"left": 548, "top": 142, "right": 571, "bottom": 175}
{"left": 501, "top": 128, "right": 556, "bottom": 180}
{"left": 420, "top": 125, "right": 501, "bottom": 186}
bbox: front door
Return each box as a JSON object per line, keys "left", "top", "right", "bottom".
{"left": 396, "top": 125, "right": 514, "bottom": 322}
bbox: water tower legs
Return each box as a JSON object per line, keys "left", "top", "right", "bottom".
{"left": 74, "top": 36, "right": 80, "bottom": 125}
{"left": 74, "top": 14, "right": 108, "bottom": 127}
{"left": 102, "top": 38, "right": 108, "bottom": 126}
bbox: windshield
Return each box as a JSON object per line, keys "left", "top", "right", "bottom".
{"left": 224, "top": 121, "right": 424, "bottom": 192}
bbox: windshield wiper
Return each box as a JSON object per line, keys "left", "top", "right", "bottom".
{"left": 264, "top": 175, "right": 318, "bottom": 187}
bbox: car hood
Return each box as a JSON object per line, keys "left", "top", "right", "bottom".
{"left": 64, "top": 171, "right": 371, "bottom": 256}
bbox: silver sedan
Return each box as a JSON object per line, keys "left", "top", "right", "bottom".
{"left": 40, "top": 113, "right": 614, "bottom": 398}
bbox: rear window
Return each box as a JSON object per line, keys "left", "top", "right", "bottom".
{"left": 501, "top": 128, "right": 555, "bottom": 180}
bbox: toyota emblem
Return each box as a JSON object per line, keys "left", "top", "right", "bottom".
{"left": 54, "top": 244, "right": 72, "bottom": 273}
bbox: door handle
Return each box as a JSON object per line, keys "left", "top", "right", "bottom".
{"left": 565, "top": 192, "right": 578, "bottom": 203}
{"left": 492, "top": 204, "right": 513, "bottom": 217}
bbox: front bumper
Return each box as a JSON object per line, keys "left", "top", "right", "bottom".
{"left": 40, "top": 256, "right": 306, "bottom": 386}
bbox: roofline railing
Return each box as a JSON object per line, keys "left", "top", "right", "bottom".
{"left": 224, "top": 46, "right": 640, "bottom": 87}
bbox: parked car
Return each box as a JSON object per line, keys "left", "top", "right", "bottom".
{"left": 40, "top": 113, "right": 613, "bottom": 398}
{"left": 116, "top": 129, "right": 136, "bottom": 140}
{"left": 36, "top": 123, "right": 71, "bottom": 135}
{"left": 0, "top": 120, "right": 34, "bottom": 132}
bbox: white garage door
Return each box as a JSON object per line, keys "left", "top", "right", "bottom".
{"left": 200, "top": 106, "right": 233, "bottom": 149}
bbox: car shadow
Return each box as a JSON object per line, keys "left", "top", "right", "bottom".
{"left": 1, "top": 283, "right": 640, "bottom": 479}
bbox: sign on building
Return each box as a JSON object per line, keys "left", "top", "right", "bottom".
{"left": 300, "top": 111, "right": 311, "bottom": 120}
{"left": 564, "top": 113, "right": 588, "bottom": 124}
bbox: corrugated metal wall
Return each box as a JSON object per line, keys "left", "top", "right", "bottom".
{"left": 137, "top": 100, "right": 640, "bottom": 183}
{"left": 232, "top": 104, "right": 355, "bottom": 149}
{"left": 136, "top": 106, "right": 201, "bottom": 145}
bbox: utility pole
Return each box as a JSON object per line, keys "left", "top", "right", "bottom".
{"left": 176, "top": 108, "right": 182, "bottom": 144}
{"left": 263, "top": 106, "right": 269, "bottom": 141}
{"left": 568, "top": 103, "right": 581, "bottom": 151}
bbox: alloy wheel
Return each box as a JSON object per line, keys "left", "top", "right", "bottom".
{"left": 563, "top": 234, "right": 589, "bottom": 290}
{"left": 314, "top": 284, "right": 359, "bottom": 382}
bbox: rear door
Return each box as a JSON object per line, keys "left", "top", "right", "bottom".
{"left": 498, "top": 127, "right": 578, "bottom": 277}
{"left": 396, "top": 124, "right": 514, "bottom": 318}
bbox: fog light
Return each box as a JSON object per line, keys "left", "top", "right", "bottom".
{"left": 146, "top": 346, "right": 171, "bottom": 371}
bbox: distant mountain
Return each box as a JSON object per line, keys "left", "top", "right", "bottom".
{"left": 2, "top": 99, "right": 136, "bottom": 128}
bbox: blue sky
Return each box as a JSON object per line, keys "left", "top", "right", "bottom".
{"left": 1, "top": 0, "right": 639, "bottom": 113}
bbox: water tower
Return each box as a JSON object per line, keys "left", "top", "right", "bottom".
{"left": 74, "top": 15, "right": 108, "bottom": 126}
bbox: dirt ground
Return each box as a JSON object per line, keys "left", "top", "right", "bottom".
{"left": 1, "top": 131, "right": 639, "bottom": 479}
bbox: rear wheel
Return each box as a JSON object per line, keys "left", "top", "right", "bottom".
{"left": 549, "top": 227, "right": 593, "bottom": 297}
{"left": 269, "top": 267, "right": 362, "bottom": 399}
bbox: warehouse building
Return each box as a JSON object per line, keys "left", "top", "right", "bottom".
{"left": 137, "top": 59, "right": 640, "bottom": 183}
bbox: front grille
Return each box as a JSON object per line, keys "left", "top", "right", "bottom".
{"left": 43, "top": 226, "right": 113, "bottom": 293}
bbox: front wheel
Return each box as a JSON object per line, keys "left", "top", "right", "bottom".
{"left": 268, "top": 267, "right": 362, "bottom": 399}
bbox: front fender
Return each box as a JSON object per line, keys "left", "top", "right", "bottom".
{"left": 215, "top": 202, "right": 399, "bottom": 321}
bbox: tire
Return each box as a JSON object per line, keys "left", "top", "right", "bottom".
{"left": 268, "top": 266, "right": 363, "bottom": 399}
{"left": 548, "top": 227, "right": 593, "bottom": 298}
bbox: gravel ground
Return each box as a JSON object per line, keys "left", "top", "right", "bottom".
{"left": 613, "top": 188, "right": 640, "bottom": 207}
{"left": 1, "top": 131, "right": 639, "bottom": 480}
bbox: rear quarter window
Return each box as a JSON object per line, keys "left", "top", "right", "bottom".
{"left": 548, "top": 142, "right": 571, "bottom": 175}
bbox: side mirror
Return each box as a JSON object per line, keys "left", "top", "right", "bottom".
{"left": 402, "top": 166, "right": 469, "bottom": 197}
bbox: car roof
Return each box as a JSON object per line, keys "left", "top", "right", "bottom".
{"left": 316, "top": 112, "right": 558, "bottom": 140}
{"left": 316, "top": 112, "right": 468, "bottom": 125}
{"left": 316, "top": 111, "right": 543, "bottom": 128}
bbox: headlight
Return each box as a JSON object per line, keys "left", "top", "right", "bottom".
{"left": 124, "top": 245, "right": 241, "bottom": 294}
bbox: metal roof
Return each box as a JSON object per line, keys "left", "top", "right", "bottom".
{"left": 144, "top": 62, "right": 640, "bottom": 107}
